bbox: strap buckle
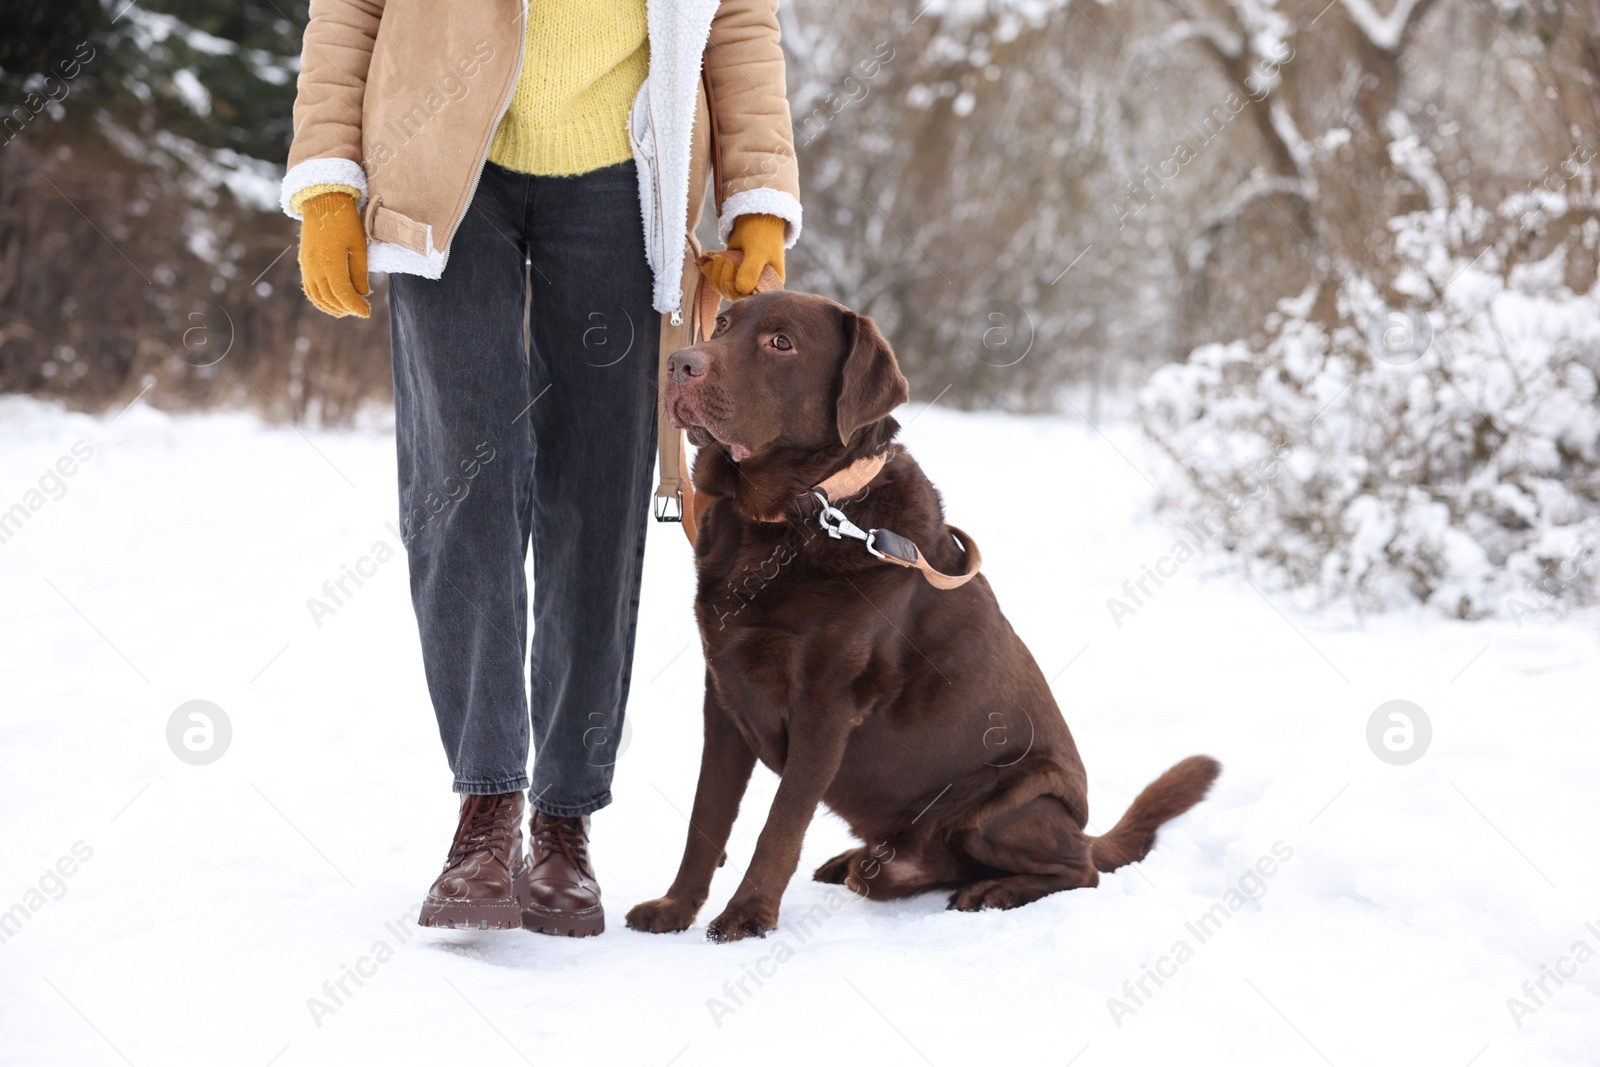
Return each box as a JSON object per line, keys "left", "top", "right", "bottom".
{"left": 654, "top": 489, "right": 684, "bottom": 523}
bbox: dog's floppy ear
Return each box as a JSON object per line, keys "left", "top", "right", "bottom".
{"left": 835, "top": 311, "right": 909, "bottom": 445}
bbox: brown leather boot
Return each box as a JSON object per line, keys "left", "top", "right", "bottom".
{"left": 418, "top": 791, "right": 530, "bottom": 930}
{"left": 522, "top": 810, "right": 604, "bottom": 937}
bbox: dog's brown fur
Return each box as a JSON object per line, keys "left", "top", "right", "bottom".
{"left": 626, "top": 292, "right": 1220, "bottom": 942}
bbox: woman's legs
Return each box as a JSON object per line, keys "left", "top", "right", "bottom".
{"left": 522, "top": 160, "right": 660, "bottom": 817}
{"left": 388, "top": 158, "right": 659, "bottom": 811}
{"left": 390, "top": 161, "right": 538, "bottom": 796}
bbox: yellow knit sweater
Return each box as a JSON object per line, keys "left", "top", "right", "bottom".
{"left": 292, "top": 0, "right": 648, "bottom": 211}
{"left": 488, "top": 0, "right": 649, "bottom": 177}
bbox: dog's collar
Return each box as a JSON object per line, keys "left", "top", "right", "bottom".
{"left": 755, "top": 448, "right": 896, "bottom": 525}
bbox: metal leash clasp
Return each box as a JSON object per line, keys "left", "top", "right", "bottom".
{"left": 814, "top": 492, "right": 886, "bottom": 558}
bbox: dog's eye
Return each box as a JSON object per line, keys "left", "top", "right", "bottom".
{"left": 771, "top": 334, "right": 792, "bottom": 351}
{"left": 714, "top": 315, "right": 729, "bottom": 335}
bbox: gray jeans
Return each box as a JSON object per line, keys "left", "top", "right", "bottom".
{"left": 388, "top": 160, "right": 660, "bottom": 815}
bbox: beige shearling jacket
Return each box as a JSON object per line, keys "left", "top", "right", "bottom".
{"left": 279, "top": 0, "right": 802, "bottom": 520}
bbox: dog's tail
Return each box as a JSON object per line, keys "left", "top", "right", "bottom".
{"left": 1089, "top": 756, "right": 1221, "bottom": 873}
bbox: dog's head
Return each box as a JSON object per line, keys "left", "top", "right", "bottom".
{"left": 665, "top": 291, "right": 909, "bottom": 464}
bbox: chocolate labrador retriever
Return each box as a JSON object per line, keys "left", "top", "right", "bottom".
{"left": 626, "top": 292, "right": 1219, "bottom": 943}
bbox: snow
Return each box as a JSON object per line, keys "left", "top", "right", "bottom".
{"left": 2, "top": 395, "right": 1597, "bottom": 1065}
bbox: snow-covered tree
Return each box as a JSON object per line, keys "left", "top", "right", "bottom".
{"left": 1139, "top": 0, "right": 1600, "bottom": 617}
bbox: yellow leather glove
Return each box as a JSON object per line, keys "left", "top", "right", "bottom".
{"left": 297, "top": 191, "right": 371, "bottom": 319}
{"left": 698, "top": 213, "right": 786, "bottom": 300}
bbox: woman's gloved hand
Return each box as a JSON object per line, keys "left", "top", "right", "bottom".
{"left": 297, "top": 191, "right": 371, "bottom": 318}
{"left": 698, "top": 213, "right": 786, "bottom": 300}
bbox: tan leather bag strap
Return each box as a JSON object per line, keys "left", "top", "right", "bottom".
{"left": 653, "top": 63, "right": 722, "bottom": 543}
{"left": 652, "top": 250, "right": 698, "bottom": 535}
{"left": 664, "top": 66, "right": 786, "bottom": 549}
{"left": 704, "top": 64, "right": 725, "bottom": 217}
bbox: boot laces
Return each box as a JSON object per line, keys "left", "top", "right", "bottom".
{"left": 449, "top": 795, "right": 511, "bottom": 866}
{"left": 534, "top": 815, "right": 588, "bottom": 869}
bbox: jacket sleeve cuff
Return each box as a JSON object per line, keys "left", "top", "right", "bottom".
{"left": 281, "top": 158, "right": 368, "bottom": 220}
{"left": 289, "top": 183, "right": 363, "bottom": 215}
{"left": 718, "top": 189, "right": 803, "bottom": 249}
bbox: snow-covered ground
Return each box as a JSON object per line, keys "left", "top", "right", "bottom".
{"left": 2, "top": 394, "right": 1596, "bottom": 1066}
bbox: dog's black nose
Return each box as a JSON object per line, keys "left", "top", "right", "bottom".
{"left": 668, "top": 348, "right": 707, "bottom": 385}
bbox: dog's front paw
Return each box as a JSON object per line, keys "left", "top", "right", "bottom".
{"left": 706, "top": 899, "right": 777, "bottom": 943}
{"left": 625, "top": 896, "right": 701, "bottom": 934}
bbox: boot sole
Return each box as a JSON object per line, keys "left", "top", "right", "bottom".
{"left": 418, "top": 898, "right": 526, "bottom": 931}
{"left": 522, "top": 903, "right": 605, "bottom": 938}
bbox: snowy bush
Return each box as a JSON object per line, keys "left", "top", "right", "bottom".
{"left": 1141, "top": 199, "right": 1600, "bottom": 619}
